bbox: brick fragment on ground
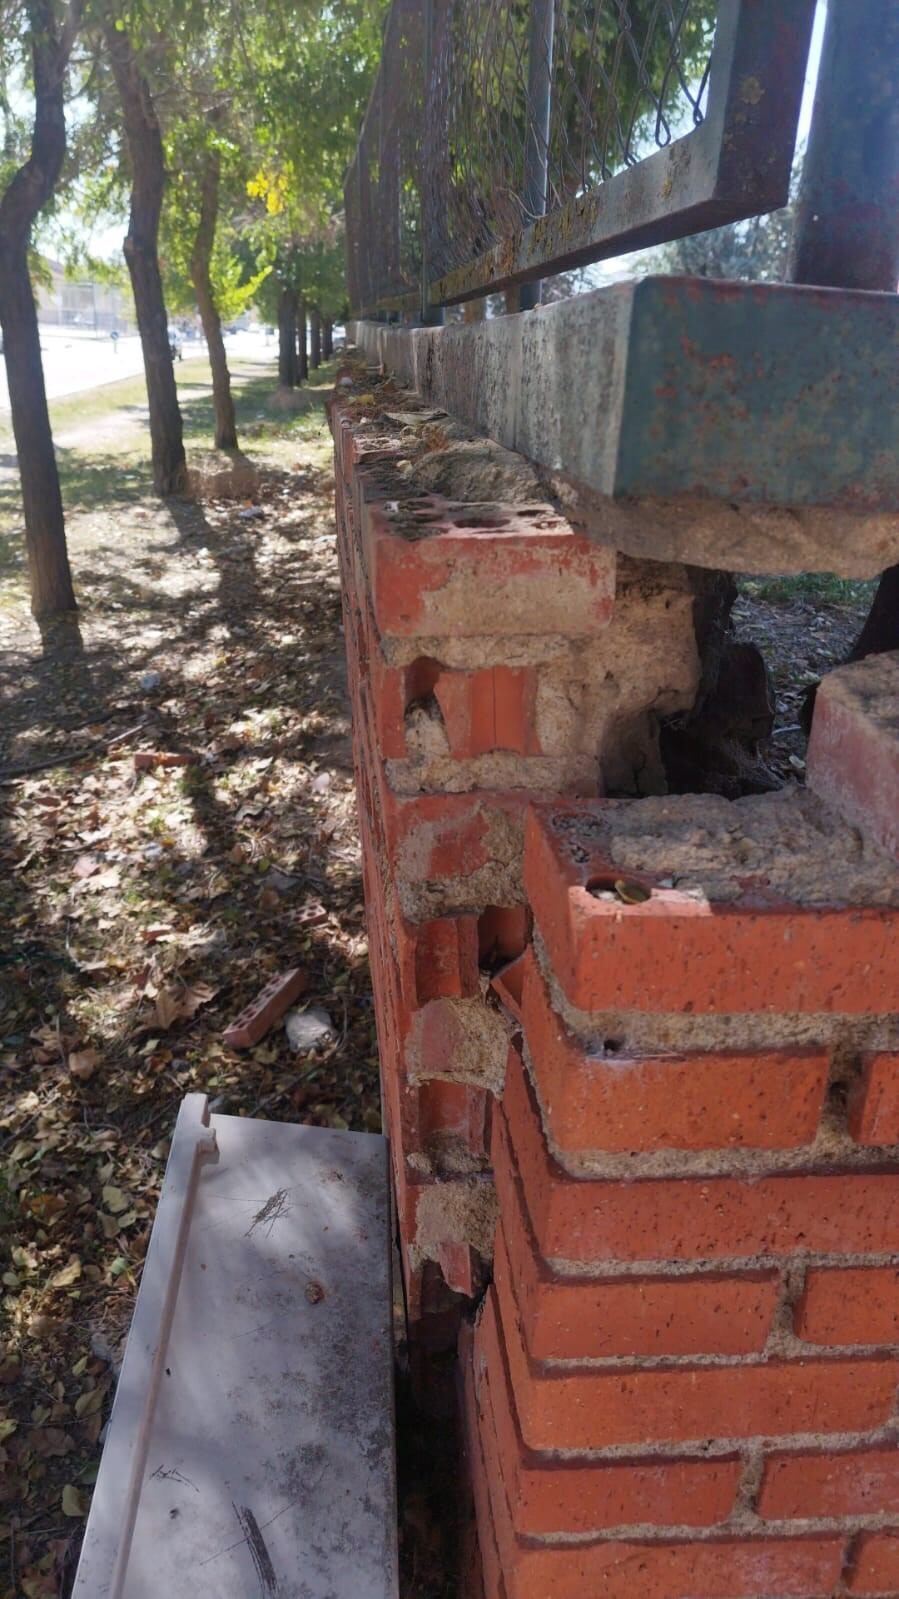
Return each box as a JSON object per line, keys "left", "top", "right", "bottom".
{"left": 222, "top": 967, "right": 309, "bottom": 1050}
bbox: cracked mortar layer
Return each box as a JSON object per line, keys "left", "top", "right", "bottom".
{"left": 344, "top": 402, "right": 704, "bottom": 798}
{"left": 396, "top": 803, "right": 527, "bottom": 921}
{"left": 488, "top": 1421, "right": 899, "bottom": 1468}
{"left": 549, "top": 787, "right": 899, "bottom": 906}
{"left": 410, "top": 1176, "right": 499, "bottom": 1269}
{"left": 407, "top": 988, "right": 511, "bottom": 1095}
{"left": 387, "top": 748, "right": 599, "bottom": 797}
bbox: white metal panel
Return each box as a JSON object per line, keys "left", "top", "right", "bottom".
{"left": 73, "top": 1098, "right": 397, "bottom": 1599}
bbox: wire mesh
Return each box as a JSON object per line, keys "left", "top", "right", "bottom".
{"left": 345, "top": 0, "right": 789, "bottom": 313}
{"left": 423, "top": 0, "right": 716, "bottom": 285}
{"left": 346, "top": 0, "right": 425, "bottom": 313}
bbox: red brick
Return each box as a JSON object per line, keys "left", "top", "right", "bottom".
{"left": 492, "top": 1155, "right": 779, "bottom": 1359}
{"left": 849, "top": 1053, "right": 899, "bottom": 1146}
{"left": 360, "top": 494, "right": 616, "bottom": 639}
{"left": 796, "top": 1266, "right": 899, "bottom": 1347}
{"left": 807, "top": 655, "right": 899, "bottom": 862}
{"left": 396, "top": 911, "right": 480, "bottom": 1004}
{"left": 366, "top": 627, "right": 407, "bottom": 758}
{"left": 436, "top": 1240, "right": 479, "bottom": 1297}
{"left": 501, "top": 1043, "right": 899, "bottom": 1265}
{"left": 489, "top": 955, "right": 526, "bottom": 1025}
{"left": 523, "top": 803, "right": 899, "bottom": 1015}
{"left": 474, "top": 1288, "right": 741, "bottom": 1535}
{"left": 758, "top": 1448, "right": 899, "bottom": 1520}
{"left": 478, "top": 905, "right": 530, "bottom": 965}
{"left": 434, "top": 667, "right": 539, "bottom": 758}
{"left": 357, "top": 689, "right": 534, "bottom": 897}
{"left": 222, "top": 967, "right": 308, "bottom": 1049}
{"left": 848, "top": 1532, "right": 899, "bottom": 1595}
{"left": 498, "top": 1533, "right": 845, "bottom": 1599}
{"left": 461, "top": 1325, "right": 509, "bottom": 1599}
{"left": 520, "top": 947, "right": 828, "bottom": 1152}
{"left": 462, "top": 1360, "right": 842, "bottom": 1599}
{"left": 493, "top": 1280, "right": 898, "bottom": 1453}
{"left": 133, "top": 750, "right": 197, "bottom": 771}
{"left": 418, "top": 1078, "right": 490, "bottom": 1163}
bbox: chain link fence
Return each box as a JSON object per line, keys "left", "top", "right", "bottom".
{"left": 347, "top": 0, "right": 815, "bottom": 315}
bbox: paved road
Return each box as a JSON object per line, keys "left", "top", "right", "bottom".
{"left": 0, "top": 327, "right": 280, "bottom": 411}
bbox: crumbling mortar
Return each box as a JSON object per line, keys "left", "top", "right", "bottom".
{"left": 766, "top": 1262, "right": 808, "bottom": 1357}
{"left": 385, "top": 750, "right": 599, "bottom": 798}
{"left": 537, "top": 1344, "right": 899, "bottom": 1375}
{"left": 733, "top": 1444, "right": 766, "bottom": 1525}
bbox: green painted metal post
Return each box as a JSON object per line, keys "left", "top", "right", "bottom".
{"left": 790, "top": 0, "right": 899, "bottom": 670}
{"left": 790, "top": 0, "right": 899, "bottom": 292}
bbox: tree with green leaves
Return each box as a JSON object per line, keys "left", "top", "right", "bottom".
{"left": 162, "top": 103, "right": 269, "bottom": 448}
{"left": 0, "top": 0, "right": 82, "bottom": 618}
{"left": 233, "top": 0, "right": 385, "bottom": 383}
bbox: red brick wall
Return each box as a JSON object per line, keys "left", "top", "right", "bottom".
{"left": 332, "top": 371, "right": 899, "bottom": 1596}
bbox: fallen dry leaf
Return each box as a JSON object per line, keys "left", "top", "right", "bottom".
{"left": 68, "top": 1048, "right": 101, "bottom": 1081}
{"left": 61, "top": 1483, "right": 85, "bottom": 1517}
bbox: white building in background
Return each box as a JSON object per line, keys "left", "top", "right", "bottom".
{"left": 34, "top": 259, "right": 136, "bottom": 334}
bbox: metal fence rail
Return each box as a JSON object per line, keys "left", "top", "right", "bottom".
{"left": 346, "top": 0, "right": 817, "bottom": 316}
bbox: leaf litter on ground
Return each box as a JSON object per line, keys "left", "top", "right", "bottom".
{"left": 0, "top": 382, "right": 381, "bottom": 1598}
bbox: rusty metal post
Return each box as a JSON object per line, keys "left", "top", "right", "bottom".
{"left": 790, "top": 0, "right": 899, "bottom": 291}
{"left": 508, "top": 0, "right": 555, "bottom": 314}
{"left": 790, "top": 0, "right": 899, "bottom": 677}
{"left": 420, "top": 0, "right": 444, "bottom": 325}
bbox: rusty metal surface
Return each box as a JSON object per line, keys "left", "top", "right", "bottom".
{"left": 346, "top": 0, "right": 816, "bottom": 315}
{"left": 789, "top": 0, "right": 899, "bottom": 293}
{"left": 614, "top": 276, "right": 899, "bottom": 510}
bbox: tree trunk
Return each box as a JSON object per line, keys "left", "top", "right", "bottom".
{"left": 278, "top": 287, "right": 297, "bottom": 386}
{"left": 322, "top": 316, "right": 333, "bottom": 360}
{"left": 297, "top": 296, "right": 308, "bottom": 382}
{"left": 0, "top": 237, "right": 76, "bottom": 616}
{"left": 309, "top": 304, "right": 321, "bottom": 369}
{"left": 190, "top": 148, "right": 237, "bottom": 450}
{"left": 104, "top": 18, "right": 186, "bottom": 495}
{"left": 0, "top": 0, "right": 80, "bottom": 619}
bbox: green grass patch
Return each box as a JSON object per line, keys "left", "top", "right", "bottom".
{"left": 0, "top": 355, "right": 339, "bottom": 540}
{"left": 739, "top": 572, "right": 876, "bottom": 607}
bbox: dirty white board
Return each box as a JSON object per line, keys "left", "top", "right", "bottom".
{"left": 73, "top": 1095, "right": 397, "bottom": 1598}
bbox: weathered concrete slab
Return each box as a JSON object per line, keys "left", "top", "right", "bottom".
{"left": 73, "top": 1097, "right": 397, "bottom": 1599}
{"left": 351, "top": 277, "right": 899, "bottom": 577}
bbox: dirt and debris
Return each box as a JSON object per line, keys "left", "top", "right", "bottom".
{"left": 0, "top": 372, "right": 387, "bottom": 1599}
